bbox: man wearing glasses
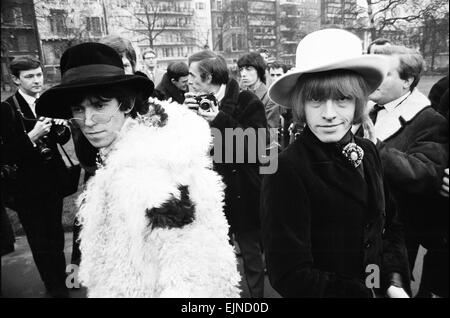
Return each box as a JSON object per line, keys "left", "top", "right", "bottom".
{"left": 35, "top": 43, "right": 241, "bottom": 297}
{"left": 141, "top": 48, "right": 164, "bottom": 86}
{"left": 0, "top": 56, "right": 71, "bottom": 297}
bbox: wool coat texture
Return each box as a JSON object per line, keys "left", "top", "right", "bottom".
{"left": 76, "top": 100, "right": 241, "bottom": 297}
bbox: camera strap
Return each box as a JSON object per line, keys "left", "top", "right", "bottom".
{"left": 9, "top": 95, "right": 27, "bottom": 134}
{"left": 57, "top": 143, "right": 76, "bottom": 168}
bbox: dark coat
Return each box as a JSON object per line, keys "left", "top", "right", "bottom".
{"left": 428, "top": 75, "right": 448, "bottom": 115}
{"left": 210, "top": 79, "right": 268, "bottom": 234}
{"left": 261, "top": 127, "right": 410, "bottom": 298}
{"left": 0, "top": 91, "right": 70, "bottom": 202}
{"left": 155, "top": 73, "right": 186, "bottom": 104}
{"left": 374, "top": 106, "right": 448, "bottom": 256}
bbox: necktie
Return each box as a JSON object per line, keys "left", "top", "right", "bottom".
{"left": 369, "top": 104, "right": 384, "bottom": 124}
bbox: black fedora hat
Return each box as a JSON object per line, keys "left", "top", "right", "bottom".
{"left": 36, "top": 42, "right": 154, "bottom": 119}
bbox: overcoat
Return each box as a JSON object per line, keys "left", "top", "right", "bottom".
{"left": 210, "top": 79, "right": 268, "bottom": 234}
{"left": 77, "top": 100, "right": 241, "bottom": 297}
{"left": 373, "top": 89, "right": 449, "bottom": 259}
{"left": 261, "top": 127, "right": 410, "bottom": 297}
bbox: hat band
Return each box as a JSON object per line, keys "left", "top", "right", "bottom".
{"left": 61, "top": 64, "right": 125, "bottom": 84}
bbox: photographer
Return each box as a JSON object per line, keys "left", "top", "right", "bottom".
{"left": 0, "top": 56, "right": 71, "bottom": 297}
{"left": 185, "top": 50, "right": 268, "bottom": 298}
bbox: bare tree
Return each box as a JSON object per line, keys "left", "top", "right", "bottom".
{"left": 363, "top": 0, "right": 448, "bottom": 40}
{"left": 117, "top": 0, "right": 167, "bottom": 49}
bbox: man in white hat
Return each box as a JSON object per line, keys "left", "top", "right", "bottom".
{"left": 262, "top": 29, "right": 411, "bottom": 298}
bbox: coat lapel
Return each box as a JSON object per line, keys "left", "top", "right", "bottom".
{"left": 359, "top": 141, "right": 385, "bottom": 222}
{"left": 14, "top": 92, "right": 36, "bottom": 132}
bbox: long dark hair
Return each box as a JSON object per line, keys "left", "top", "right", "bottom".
{"left": 67, "top": 84, "right": 149, "bottom": 118}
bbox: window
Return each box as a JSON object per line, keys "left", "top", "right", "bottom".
{"left": 231, "top": 15, "right": 244, "bottom": 27}
{"left": 215, "top": 0, "right": 222, "bottom": 11}
{"left": 195, "top": 2, "right": 205, "bottom": 10}
{"left": 17, "top": 35, "right": 29, "bottom": 52}
{"left": 3, "top": 6, "right": 24, "bottom": 25}
{"left": 86, "top": 17, "right": 103, "bottom": 36}
{"left": 49, "top": 9, "right": 67, "bottom": 34}
{"left": 216, "top": 16, "right": 223, "bottom": 27}
{"left": 232, "top": 33, "right": 245, "bottom": 51}
{"left": 216, "top": 33, "right": 223, "bottom": 51}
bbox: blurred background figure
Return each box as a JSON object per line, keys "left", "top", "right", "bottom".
{"left": 155, "top": 61, "right": 189, "bottom": 104}
{"left": 100, "top": 35, "right": 137, "bottom": 75}
{"left": 141, "top": 48, "right": 164, "bottom": 86}
{"left": 367, "top": 38, "right": 392, "bottom": 54}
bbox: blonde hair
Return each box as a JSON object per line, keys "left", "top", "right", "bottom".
{"left": 289, "top": 70, "right": 370, "bottom": 125}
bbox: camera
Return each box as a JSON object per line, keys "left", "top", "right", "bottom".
{"left": 36, "top": 119, "right": 70, "bottom": 162}
{"left": 194, "top": 94, "right": 217, "bottom": 111}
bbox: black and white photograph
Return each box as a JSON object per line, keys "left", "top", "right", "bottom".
{"left": 0, "top": 0, "right": 448, "bottom": 302}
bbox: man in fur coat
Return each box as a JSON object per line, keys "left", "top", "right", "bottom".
{"left": 36, "top": 43, "right": 241, "bottom": 297}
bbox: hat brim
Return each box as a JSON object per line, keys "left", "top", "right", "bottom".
{"left": 268, "top": 55, "right": 389, "bottom": 108}
{"left": 36, "top": 74, "right": 154, "bottom": 119}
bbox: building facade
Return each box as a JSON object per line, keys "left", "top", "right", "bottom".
{"left": 1, "top": 0, "right": 41, "bottom": 91}
{"left": 107, "top": 0, "right": 212, "bottom": 72}
{"left": 34, "top": 0, "right": 107, "bottom": 82}
{"left": 279, "top": 0, "right": 320, "bottom": 66}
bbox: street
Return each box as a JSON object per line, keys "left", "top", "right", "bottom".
{"left": 1, "top": 232, "right": 281, "bottom": 298}
{"left": 2, "top": 232, "right": 426, "bottom": 298}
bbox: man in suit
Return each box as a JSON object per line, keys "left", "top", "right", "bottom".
{"left": 184, "top": 50, "right": 268, "bottom": 298}
{"left": 0, "top": 56, "right": 71, "bottom": 297}
{"left": 361, "top": 45, "right": 449, "bottom": 297}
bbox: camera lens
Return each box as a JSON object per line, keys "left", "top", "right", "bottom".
{"left": 199, "top": 100, "right": 211, "bottom": 110}
{"left": 40, "top": 146, "right": 53, "bottom": 161}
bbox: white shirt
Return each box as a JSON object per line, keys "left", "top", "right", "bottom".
{"left": 374, "top": 91, "right": 411, "bottom": 139}
{"left": 18, "top": 89, "right": 39, "bottom": 117}
{"left": 214, "top": 84, "right": 227, "bottom": 105}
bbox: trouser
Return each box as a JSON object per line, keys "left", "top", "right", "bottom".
{"left": 234, "top": 229, "right": 265, "bottom": 298}
{"left": 17, "top": 196, "right": 66, "bottom": 291}
{"left": 1, "top": 202, "right": 15, "bottom": 256}
{"left": 71, "top": 218, "right": 81, "bottom": 265}
{"left": 417, "top": 244, "right": 449, "bottom": 298}
{"left": 71, "top": 169, "right": 94, "bottom": 266}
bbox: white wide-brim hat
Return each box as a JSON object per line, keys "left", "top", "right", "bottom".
{"left": 268, "top": 29, "right": 389, "bottom": 108}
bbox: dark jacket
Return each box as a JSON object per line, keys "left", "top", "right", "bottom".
{"left": 371, "top": 91, "right": 448, "bottom": 255}
{"left": 261, "top": 127, "right": 410, "bottom": 298}
{"left": 428, "top": 75, "right": 448, "bottom": 115}
{"left": 155, "top": 73, "right": 186, "bottom": 104}
{"left": 0, "top": 91, "right": 70, "bottom": 202}
{"left": 210, "top": 79, "right": 268, "bottom": 234}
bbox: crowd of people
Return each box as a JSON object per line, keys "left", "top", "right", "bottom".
{"left": 1, "top": 28, "right": 448, "bottom": 298}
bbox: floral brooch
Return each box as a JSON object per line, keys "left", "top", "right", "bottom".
{"left": 342, "top": 143, "right": 364, "bottom": 168}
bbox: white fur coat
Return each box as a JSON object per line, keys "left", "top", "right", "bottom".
{"left": 76, "top": 100, "right": 241, "bottom": 298}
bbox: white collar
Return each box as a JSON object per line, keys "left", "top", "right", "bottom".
{"left": 383, "top": 91, "right": 411, "bottom": 112}
{"left": 214, "top": 84, "right": 227, "bottom": 103}
{"left": 374, "top": 89, "right": 430, "bottom": 141}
